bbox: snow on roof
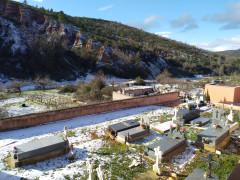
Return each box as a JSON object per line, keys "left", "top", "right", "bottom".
{"left": 122, "top": 86, "right": 153, "bottom": 91}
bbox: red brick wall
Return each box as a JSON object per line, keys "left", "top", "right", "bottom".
{"left": 0, "top": 92, "right": 179, "bottom": 131}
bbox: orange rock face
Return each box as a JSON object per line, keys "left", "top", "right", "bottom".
{"left": 0, "top": 0, "right": 7, "bottom": 14}
{"left": 73, "top": 31, "right": 83, "bottom": 48}
{"left": 4, "top": 1, "right": 19, "bottom": 18}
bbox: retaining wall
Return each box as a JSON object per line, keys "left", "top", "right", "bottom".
{"left": 0, "top": 92, "right": 179, "bottom": 131}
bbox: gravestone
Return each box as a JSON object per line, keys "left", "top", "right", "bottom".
{"left": 87, "top": 160, "right": 93, "bottom": 180}
{"left": 96, "top": 164, "right": 104, "bottom": 180}
{"left": 152, "top": 146, "right": 162, "bottom": 175}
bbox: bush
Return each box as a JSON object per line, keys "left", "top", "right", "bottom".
{"left": 59, "top": 84, "right": 77, "bottom": 93}
{"left": 135, "top": 76, "right": 145, "bottom": 86}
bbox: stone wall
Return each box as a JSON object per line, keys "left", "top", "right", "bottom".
{"left": 0, "top": 92, "right": 179, "bottom": 131}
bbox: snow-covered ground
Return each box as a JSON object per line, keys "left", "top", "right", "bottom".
{"left": 0, "top": 97, "right": 48, "bottom": 117}
{"left": 0, "top": 105, "right": 174, "bottom": 180}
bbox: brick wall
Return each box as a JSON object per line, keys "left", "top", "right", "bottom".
{"left": 0, "top": 92, "right": 179, "bottom": 132}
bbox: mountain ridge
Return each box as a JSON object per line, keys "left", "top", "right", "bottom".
{"left": 0, "top": 0, "right": 239, "bottom": 81}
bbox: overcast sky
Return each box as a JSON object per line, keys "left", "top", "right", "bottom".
{"left": 15, "top": 0, "right": 240, "bottom": 52}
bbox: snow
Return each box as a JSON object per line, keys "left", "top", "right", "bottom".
{"left": 0, "top": 105, "right": 172, "bottom": 180}
{"left": 0, "top": 97, "right": 25, "bottom": 107}
{"left": 0, "top": 97, "right": 48, "bottom": 117}
{"left": 151, "top": 121, "right": 176, "bottom": 133}
{"left": 172, "top": 145, "right": 196, "bottom": 172}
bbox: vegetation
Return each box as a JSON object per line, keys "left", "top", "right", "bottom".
{"left": 185, "top": 152, "right": 240, "bottom": 180}
{"left": 2, "top": 1, "right": 240, "bottom": 80}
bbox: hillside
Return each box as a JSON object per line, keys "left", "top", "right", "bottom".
{"left": 0, "top": 0, "right": 239, "bottom": 81}
{"left": 217, "top": 49, "right": 240, "bottom": 59}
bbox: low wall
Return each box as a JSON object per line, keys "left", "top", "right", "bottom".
{"left": 0, "top": 92, "right": 179, "bottom": 132}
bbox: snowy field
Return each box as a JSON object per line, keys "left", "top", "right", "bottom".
{"left": 0, "top": 105, "right": 196, "bottom": 180}
{"left": 0, "top": 97, "right": 48, "bottom": 117}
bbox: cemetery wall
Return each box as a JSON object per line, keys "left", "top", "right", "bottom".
{"left": 0, "top": 92, "right": 179, "bottom": 131}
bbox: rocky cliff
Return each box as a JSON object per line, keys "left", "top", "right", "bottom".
{"left": 0, "top": 1, "right": 235, "bottom": 81}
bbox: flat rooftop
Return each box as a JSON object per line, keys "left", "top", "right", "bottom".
{"left": 122, "top": 86, "right": 153, "bottom": 91}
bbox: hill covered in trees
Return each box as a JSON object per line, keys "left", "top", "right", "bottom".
{"left": 0, "top": 0, "right": 239, "bottom": 81}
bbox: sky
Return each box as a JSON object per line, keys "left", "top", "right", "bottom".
{"left": 15, "top": 0, "right": 240, "bottom": 52}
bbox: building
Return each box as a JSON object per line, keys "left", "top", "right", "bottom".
{"left": 113, "top": 86, "right": 154, "bottom": 100}
{"left": 197, "top": 126, "right": 230, "bottom": 152}
{"left": 107, "top": 120, "right": 140, "bottom": 139}
{"left": 205, "top": 84, "right": 240, "bottom": 104}
{"left": 11, "top": 135, "right": 70, "bottom": 167}
{"left": 144, "top": 136, "right": 187, "bottom": 162}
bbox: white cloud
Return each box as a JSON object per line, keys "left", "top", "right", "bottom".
{"left": 144, "top": 16, "right": 159, "bottom": 26}
{"left": 97, "top": 5, "right": 114, "bottom": 11}
{"left": 171, "top": 14, "right": 198, "bottom": 32}
{"left": 155, "top": 31, "right": 172, "bottom": 38}
{"left": 193, "top": 36, "right": 240, "bottom": 51}
{"left": 204, "top": 3, "right": 240, "bottom": 30}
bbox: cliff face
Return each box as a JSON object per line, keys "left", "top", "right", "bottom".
{"left": 0, "top": 1, "right": 168, "bottom": 80}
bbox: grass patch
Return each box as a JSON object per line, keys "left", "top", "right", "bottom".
{"left": 67, "top": 130, "right": 76, "bottom": 137}
{"left": 184, "top": 151, "right": 240, "bottom": 180}
{"left": 97, "top": 141, "right": 128, "bottom": 155}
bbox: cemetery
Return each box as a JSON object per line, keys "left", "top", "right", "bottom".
{"left": 1, "top": 80, "right": 240, "bottom": 179}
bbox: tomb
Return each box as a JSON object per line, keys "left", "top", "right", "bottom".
{"left": 177, "top": 109, "right": 200, "bottom": 124}
{"left": 228, "top": 164, "right": 240, "bottom": 180}
{"left": 197, "top": 125, "right": 230, "bottom": 152}
{"left": 186, "top": 168, "right": 218, "bottom": 180}
{"left": 144, "top": 136, "right": 187, "bottom": 162}
{"left": 197, "top": 109, "right": 232, "bottom": 152}
{"left": 11, "top": 135, "right": 70, "bottom": 167}
{"left": 151, "top": 120, "right": 176, "bottom": 133}
{"left": 191, "top": 117, "right": 210, "bottom": 127}
{"left": 116, "top": 126, "right": 150, "bottom": 143}
{"left": 107, "top": 120, "right": 140, "bottom": 139}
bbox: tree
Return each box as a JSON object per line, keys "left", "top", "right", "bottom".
{"left": 135, "top": 76, "right": 145, "bottom": 86}
{"left": 23, "top": 0, "right": 28, "bottom": 5}
{"left": 34, "top": 76, "right": 51, "bottom": 90}
{"left": 156, "top": 69, "right": 172, "bottom": 83}
{"left": 205, "top": 90, "right": 210, "bottom": 103}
